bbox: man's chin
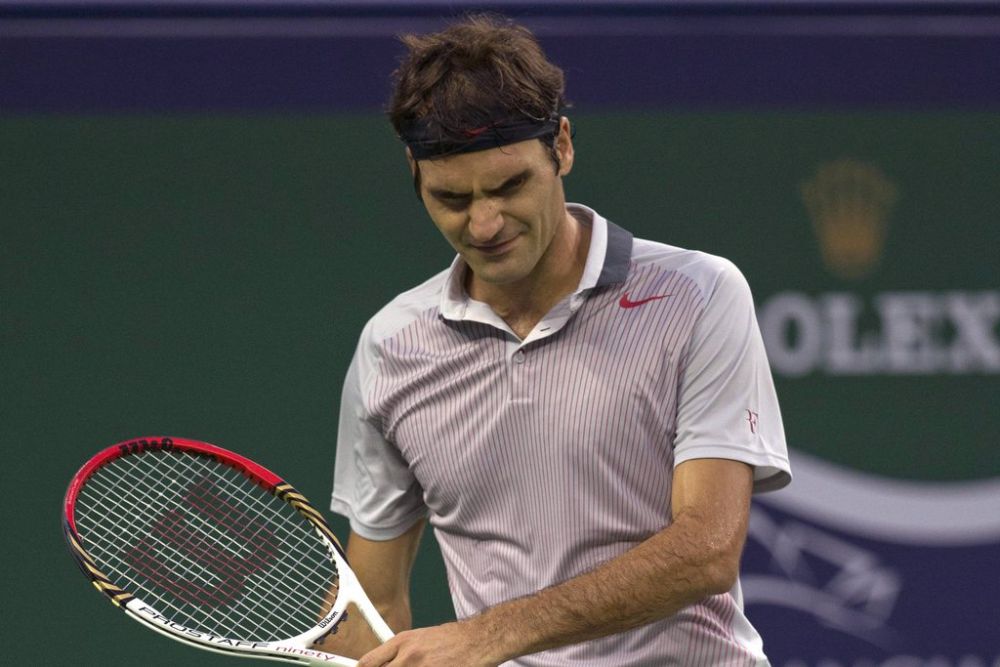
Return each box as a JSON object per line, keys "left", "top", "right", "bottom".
{"left": 467, "top": 261, "right": 529, "bottom": 287}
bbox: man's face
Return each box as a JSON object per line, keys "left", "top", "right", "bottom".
{"left": 413, "top": 121, "right": 574, "bottom": 290}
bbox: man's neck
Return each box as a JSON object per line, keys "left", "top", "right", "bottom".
{"left": 469, "top": 209, "right": 591, "bottom": 339}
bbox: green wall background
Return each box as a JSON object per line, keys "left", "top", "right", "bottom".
{"left": 3, "top": 112, "right": 998, "bottom": 664}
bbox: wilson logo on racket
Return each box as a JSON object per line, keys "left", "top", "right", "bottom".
{"left": 63, "top": 436, "right": 394, "bottom": 667}
{"left": 118, "top": 437, "right": 176, "bottom": 456}
{"left": 125, "top": 475, "right": 280, "bottom": 607}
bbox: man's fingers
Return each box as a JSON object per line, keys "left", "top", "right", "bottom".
{"left": 356, "top": 637, "right": 399, "bottom": 667}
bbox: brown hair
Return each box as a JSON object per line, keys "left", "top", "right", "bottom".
{"left": 388, "top": 14, "right": 568, "bottom": 157}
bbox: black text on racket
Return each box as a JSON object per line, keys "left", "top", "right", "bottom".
{"left": 63, "top": 436, "right": 393, "bottom": 665}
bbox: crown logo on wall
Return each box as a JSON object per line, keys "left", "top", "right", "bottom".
{"left": 801, "top": 158, "right": 898, "bottom": 280}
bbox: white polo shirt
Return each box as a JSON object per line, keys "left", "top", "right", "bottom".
{"left": 332, "top": 204, "right": 790, "bottom": 666}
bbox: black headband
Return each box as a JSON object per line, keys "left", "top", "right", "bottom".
{"left": 400, "top": 113, "right": 561, "bottom": 160}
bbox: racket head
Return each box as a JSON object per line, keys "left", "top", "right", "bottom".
{"left": 63, "top": 436, "right": 354, "bottom": 659}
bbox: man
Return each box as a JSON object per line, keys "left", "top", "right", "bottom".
{"left": 326, "top": 15, "right": 790, "bottom": 667}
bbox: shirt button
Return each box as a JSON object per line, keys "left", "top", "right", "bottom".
{"left": 513, "top": 350, "right": 526, "bottom": 364}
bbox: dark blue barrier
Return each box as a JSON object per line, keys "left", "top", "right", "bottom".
{"left": 2, "top": 1, "right": 999, "bottom": 112}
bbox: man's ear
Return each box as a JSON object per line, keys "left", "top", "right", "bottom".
{"left": 405, "top": 147, "right": 423, "bottom": 200}
{"left": 556, "top": 116, "right": 574, "bottom": 177}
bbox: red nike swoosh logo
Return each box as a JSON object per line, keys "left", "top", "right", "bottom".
{"left": 619, "top": 292, "right": 672, "bottom": 309}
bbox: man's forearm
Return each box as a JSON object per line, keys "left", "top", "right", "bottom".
{"left": 353, "top": 460, "right": 754, "bottom": 667}
{"left": 464, "top": 500, "right": 747, "bottom": 662}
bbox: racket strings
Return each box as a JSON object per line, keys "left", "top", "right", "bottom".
{"left": 79, "top": 453, "right": 336, "bottom": 640}
{"left": 74, "top": 451, "right": 340, "bottom": 642}
{"left": 86, "top": 457, "right": 305, "bottom": 622}
{"left": 81, "top": 464, "right": 313, "bottom": 640}
{"left": 88, "top": 453, "right": 336, "bottom": 638}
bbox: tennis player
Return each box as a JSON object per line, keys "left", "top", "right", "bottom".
{"left": 325, "top": 14, "right": 791, "bottom": 667}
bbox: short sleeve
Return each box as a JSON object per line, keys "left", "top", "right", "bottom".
{"left": 673, "top": 260, "right": 792, "bottom": 492}
{"left": 330, "top": 325, "right": 428, "bottom": 539}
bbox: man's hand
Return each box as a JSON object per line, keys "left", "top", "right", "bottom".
{"left": 356, "top": 620, "right": 503, "bottom": 667}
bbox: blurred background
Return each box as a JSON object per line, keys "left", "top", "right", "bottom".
{"left": 2, "top": 1, "right": 998, "bottom": 665}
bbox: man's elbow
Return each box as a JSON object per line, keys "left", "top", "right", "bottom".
{"left": 705, "top": 563, "right": 740, "bottom": 596}
{"left": 701, "top": 546, "right": 742, "bottom": 596}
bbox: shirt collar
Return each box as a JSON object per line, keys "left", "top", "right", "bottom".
{"left": 571, "top": 203, "right": 633, "bottom": 290}
{"left": 439, "top": 203, "right": 633, "bottom": 321}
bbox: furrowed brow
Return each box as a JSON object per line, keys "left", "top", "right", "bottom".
{"left": 427, "top": 169, "right": 533, "bottom": 202}
{"left": 427, "top": 187, "right": 469, "bottom": 201}
{"left": 484, "top": 169, "right": 533, "bottom": 196}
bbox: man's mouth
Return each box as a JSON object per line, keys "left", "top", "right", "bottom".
{"left": 472, "top": 236, "right": 518, "bottom": 256}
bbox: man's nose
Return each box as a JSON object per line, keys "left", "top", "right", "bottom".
{"left": 467, "top": 199, "right": 504, "bottom": 243}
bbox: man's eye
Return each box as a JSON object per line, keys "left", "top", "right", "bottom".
{"left": 440, "top": 197, "right": 470, "bottom": 211}
{"left": 500, "top": 176, "right": 527, "bottom": 194}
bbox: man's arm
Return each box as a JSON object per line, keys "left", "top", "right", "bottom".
{"left": 356, "top": 457, "right": 753, "bottom": 667}
{"left": 313, "top": 519, "right": 426, "bottom": 659}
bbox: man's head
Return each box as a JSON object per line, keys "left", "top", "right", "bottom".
{"left": 387, "top": 16, "right": 577, "bottom": 291}
{"left": 389, "top": 14, "right": 568, "bottom": 180}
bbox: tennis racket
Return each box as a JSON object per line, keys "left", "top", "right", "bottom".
{"left": 63, "top": 436, "right": 393, "bottom": 665}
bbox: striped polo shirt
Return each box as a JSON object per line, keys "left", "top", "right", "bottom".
{"left": 332, "top": 204, "right": 791, "bottom": 666}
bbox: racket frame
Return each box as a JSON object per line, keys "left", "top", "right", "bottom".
{"left": 63, "top": 436, "right": 393, "bottom": 666}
